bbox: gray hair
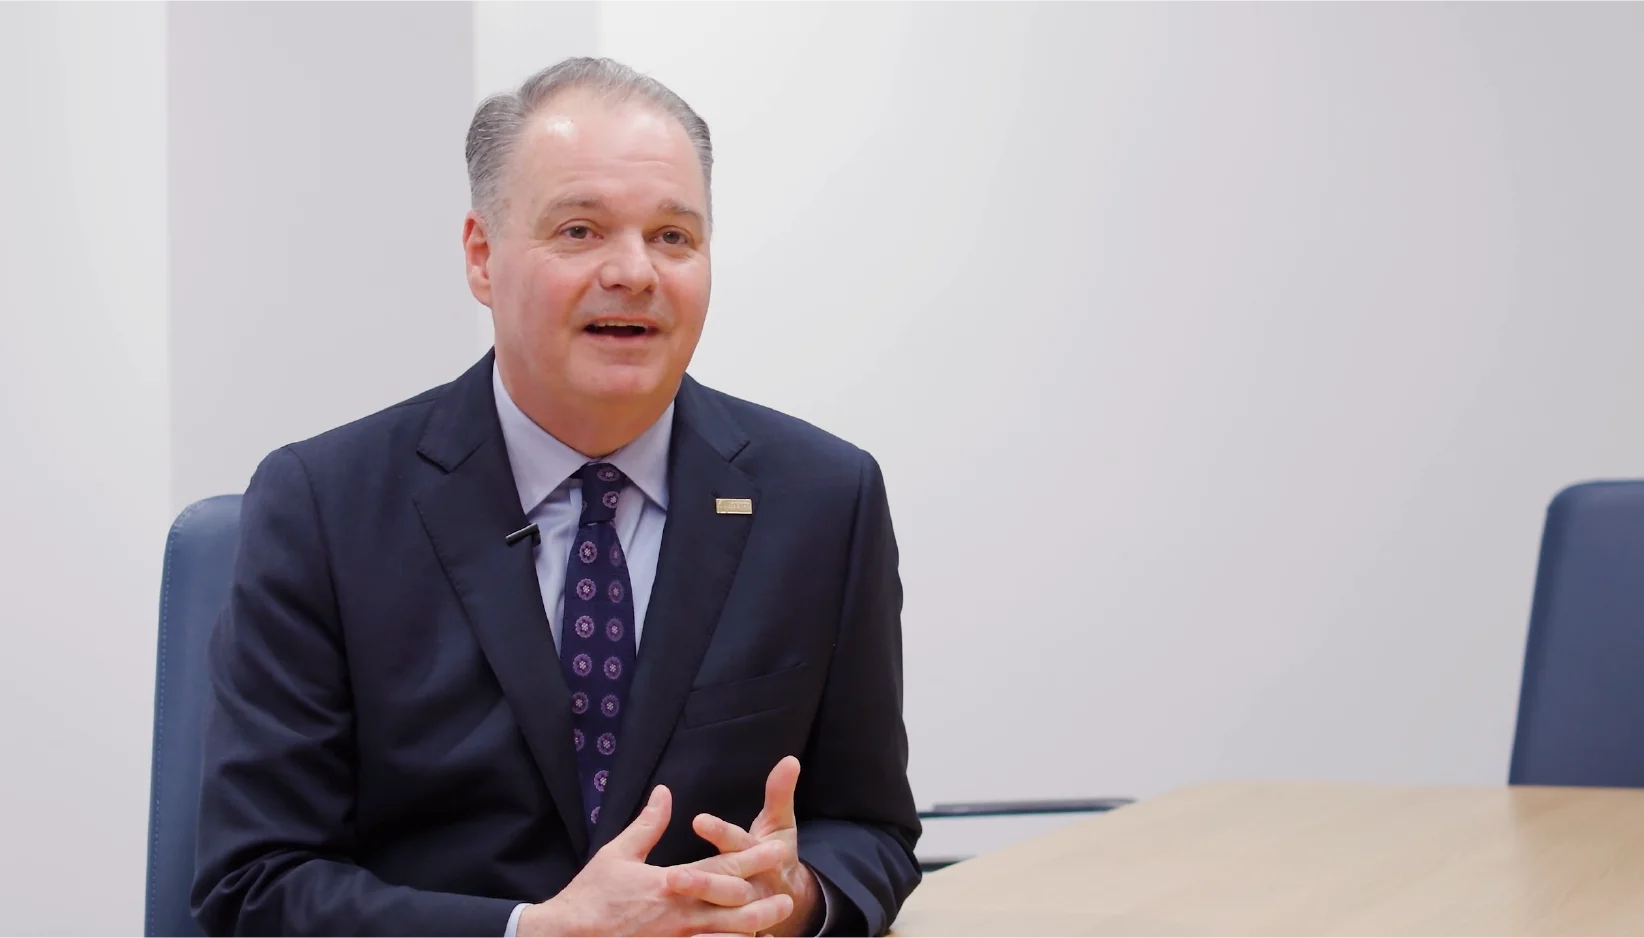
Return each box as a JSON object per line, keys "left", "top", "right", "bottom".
{"left": 465, "top": 57, "right": 713, "bottom": 227}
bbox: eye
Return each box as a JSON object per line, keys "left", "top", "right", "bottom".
{"left": 562, "top": 225, "right": 593, "bottom": 240}
{"left": 657, "top": 229, "right": 690, "bottom": 247}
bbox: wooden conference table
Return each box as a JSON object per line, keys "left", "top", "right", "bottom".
{"left": 891, "top": 781, "right": 1644, "bottom": 936}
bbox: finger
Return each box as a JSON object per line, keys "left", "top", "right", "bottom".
{"left": 664, "top": 867, "right": 760, "bottom": 908}
{"left": 608, "top": 784, "right": 671, "bottom": 860}
{"left": 689, "top": 838, "right": 789, "bottom": 880}
{"left": 694, "top": 812, "right": 758, "bottom": 855}
{"left": 758, "top": 756, "right": 801, "bottom": 835}
{"left": 701, "top": 892, "right": 794, "bottom": 936}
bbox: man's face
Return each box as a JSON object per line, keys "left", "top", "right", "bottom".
{"left": 466, "top": 91, "right": 711, "bottom": 422}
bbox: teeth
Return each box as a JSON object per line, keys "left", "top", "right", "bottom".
{"left": 592, "top": 321, "right": 647, "bottom": 328}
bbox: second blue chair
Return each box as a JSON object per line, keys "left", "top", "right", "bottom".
{"left": 147, "top": 495, "right": 241, "bottom": 937}
{"left": 1510, "top": 480, "right": 1644, "bottom": 788}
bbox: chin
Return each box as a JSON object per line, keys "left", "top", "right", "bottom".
{"left": 573, "top": 367, "right": 672, "bottom": 405}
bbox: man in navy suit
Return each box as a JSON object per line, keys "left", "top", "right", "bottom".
{"left": 192, "top": 57, "right": 920, "bottom": 936}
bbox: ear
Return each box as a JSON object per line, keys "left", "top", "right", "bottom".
{"left": 462, "top": 210, "right": 495, "bottom": 308}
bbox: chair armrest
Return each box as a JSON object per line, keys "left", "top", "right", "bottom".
{"left": 915, "top": 798, "right": 1134, "bottom": 872}
{"left": 918, "top": 797, "right": 1132, "bottom": 819}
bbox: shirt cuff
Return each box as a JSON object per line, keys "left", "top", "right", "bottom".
{"left": 807, "top": 863, "right": 840, "bottom": 936}
{"left": 504, "top": 901, "right": 527, "bottom": 937}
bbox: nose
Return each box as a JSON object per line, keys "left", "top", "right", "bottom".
{"left": 596, "top": 231, "right": 659, "bottom": 295}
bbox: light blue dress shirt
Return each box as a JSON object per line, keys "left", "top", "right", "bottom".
{"left": 491, "top": 365, "right": 833, "bottom": 937}
{"left": 493, "top": 364, "right": 672, "bottom": 654}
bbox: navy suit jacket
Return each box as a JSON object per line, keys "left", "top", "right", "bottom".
{"left": 193, "top": 352, "right": 921, "bottom": 936}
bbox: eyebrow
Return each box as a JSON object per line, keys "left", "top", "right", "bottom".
{"left": 543, "top": 195, "right": 706, "bottom": 229}
{"left": 656, "top": 199, "right": 707, "bottom": 229}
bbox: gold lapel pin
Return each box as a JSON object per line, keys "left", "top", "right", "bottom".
{"left": 715, "top": 497, "right": 754, "bottom": 515}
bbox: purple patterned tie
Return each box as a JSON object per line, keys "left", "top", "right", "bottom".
{"left": 559, "top": 462, "right": 639, "bottom": 840}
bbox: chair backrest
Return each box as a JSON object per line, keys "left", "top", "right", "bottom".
{"left": 1510, "top": 481, "right": 1644, "bottom": 787}
{"left": 147, "top": 495, "right": 241, "bottom": 937}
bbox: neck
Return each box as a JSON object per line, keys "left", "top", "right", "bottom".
{"left": 499, "top": 368, "right": 672, "bottom": 459}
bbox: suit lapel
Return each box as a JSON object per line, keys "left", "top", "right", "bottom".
{"left": 594, "top": 377, "right": 757, "bottom": 849}
{"left": 411, "top": 354, "right": 589, "bottom": 857}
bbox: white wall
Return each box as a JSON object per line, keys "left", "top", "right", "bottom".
{"left": 1, "top": 4, "right": 480, "bottom": 931}
{"left": 168, "top": 1, "right": 479, "bottom": 511}
{"left": 0, "top": 3, "right": 170, "bottom": 933}
{"left": 582, "top": 2, "right": 1644, "bottom": 808}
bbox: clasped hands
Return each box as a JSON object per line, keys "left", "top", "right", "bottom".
{"left": 519, "top": 756, "right": 821, "bottom": 937}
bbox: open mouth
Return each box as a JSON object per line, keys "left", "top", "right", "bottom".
{"left": 584, "top": 322, "right": 653, "bottom": 338}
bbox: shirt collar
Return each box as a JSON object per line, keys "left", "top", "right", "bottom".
{"left": 492, "top": 362, "right": 673, "bottom": 515}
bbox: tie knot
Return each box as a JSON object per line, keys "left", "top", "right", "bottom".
{"left": 577, "top": 463, "right": 627, "bottom": 523}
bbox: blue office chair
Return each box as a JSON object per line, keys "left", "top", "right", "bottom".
{"left": 146, "top": 495, "right": 242, "bottom": 937}
{"left": 1509, "top": 481, "right": 1644, "bottom": 788}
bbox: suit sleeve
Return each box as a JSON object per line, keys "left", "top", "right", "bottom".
{"left": 192, "top": 447, "right": 519, "bottom": 937}
{"left": 794, "top": 451, "right": 923, "bottom": 936}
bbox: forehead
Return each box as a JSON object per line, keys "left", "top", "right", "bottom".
{"left": 506, "top": 91, "right": 706, "bottom": 217}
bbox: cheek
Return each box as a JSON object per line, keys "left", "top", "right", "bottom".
{"left": 508, "top": 257, "right": 587, "bottom": 331}
{"left": 664, "top": 266, "right": 713, "bottom": 331}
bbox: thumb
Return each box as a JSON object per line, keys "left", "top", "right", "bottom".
{"left": 756, "top": 756, "right": 800, "bottom": 836}
{"left": 610, "top": 785, "right": 672, "bottom": 860}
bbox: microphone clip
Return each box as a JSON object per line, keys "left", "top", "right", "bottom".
{"left": 505, "top": 523, "right": 541, "bottom": 548}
